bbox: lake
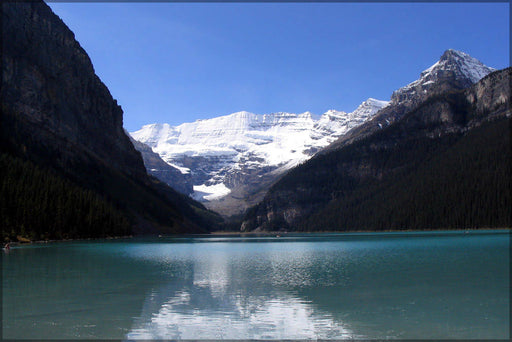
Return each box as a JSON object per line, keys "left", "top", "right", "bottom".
{"left": 2, "top": 230, "right": 509, "bottom": 340}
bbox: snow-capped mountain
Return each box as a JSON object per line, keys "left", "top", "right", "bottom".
{"left": 131, "top": 49, "right": 493, "bottom": 218}
{"left": 391, "top": 49, "right": 495, "bottom": 105}
{"left": 329, "top": 49, "right": 496, "bottom": 151}
{"left": 241, "top": 55, "right": 507, "bottom": 232}
{"left": 130, "top": 98, "right": 388, "bottom": 215}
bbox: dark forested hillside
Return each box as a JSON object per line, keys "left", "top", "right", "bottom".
{"left": 1, "top": 1, "right": 222, "bottom": 241}
{"left": 0, "top": 153, "right": 131, "bottom": 240}
{"left": 296, "top": 118, "right": 510, "bottom": 231}
{"left": 242, "top": 68, "right": 511, "bottom": 232}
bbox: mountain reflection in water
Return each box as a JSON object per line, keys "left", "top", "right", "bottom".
{"left": 126, "top": 242, "right": 355, "bottom": 339}
{"left": 128, "top": 288, "right": 354, "bottom": 339}
{"left": 3, "top": 232, "right": 508, "bottom": 340}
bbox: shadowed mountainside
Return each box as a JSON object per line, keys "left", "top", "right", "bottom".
{"left": 242, "top": 67, "right": 511, "bottom": 232}
{"left": 1, "top": 0, "right": 222, "bottom": 241}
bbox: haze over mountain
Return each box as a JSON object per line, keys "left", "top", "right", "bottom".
{"left": 131, "top": 99, "right": 388, "bottom": 216}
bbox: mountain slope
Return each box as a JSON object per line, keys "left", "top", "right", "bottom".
{"left": 241, "top": 62, "right": 510, "bottom": 231}
{"left": 1, "top": 0, "right": 221, "bottom": 240}
{"left": 325, "top": 49, "right": 496, "bottom": 152}
{"left": 131, "top": 98, "right": 388, "bottom": 216}
{"left": 128, "top": 135, "right": 194, "bottom": 196}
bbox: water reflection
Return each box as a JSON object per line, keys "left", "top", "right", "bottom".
{"left": 127, "top": 285, "right": 355, "bottom": 340}
{"left": 192, "top": 243, "right": 229, "bottom": 296}
{"left": 126, "top": 241, "right": 356, "bottom": 339}
{"left": 3, "top": 232, "right": 508, "bottom": 340}
{"left": 123, "top": 234, "right": 509, "bottom": 340}
{"left": 128, "top": 293, "right": 355, "bottom": 339}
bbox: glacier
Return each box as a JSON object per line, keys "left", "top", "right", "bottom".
{"left": 130, "top": 98, "right": 388, "bottom": 212}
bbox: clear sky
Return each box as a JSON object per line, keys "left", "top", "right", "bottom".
{"left": 47, "top": 1, "right": 509, "bottom": 132}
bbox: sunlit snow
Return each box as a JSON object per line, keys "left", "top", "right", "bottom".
{"left": 396, "top": 49, "right": 495, "bottom": 96}
{"left": 130, "top": 99, "right": 389, "bottom": 201}
{"left": 192, "top": 183, "right": 231, "bottom": 201}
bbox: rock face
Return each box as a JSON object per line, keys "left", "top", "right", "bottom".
{"left": 131, "top": 99, "right": 388, "bottom": 216}
{"left": 326, "top": 50, "right": 496, "bottom": 152}
{"left": 1, "top": 1, "right": 146, "bottom": 179}
{"left": 241, "top": 58, "right": 510, "bottom": 231}
{"left": 391, "top": 49, "right": 495, "bottom": 105}
{"left": 1, "top": 0, "right": 220, "bottom": 237}
{"left": 128, "top": 136, "right": 194, "bottom": 195}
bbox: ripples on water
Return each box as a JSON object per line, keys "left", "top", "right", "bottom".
{"left": 2, "top": 230, "right": 510, "bottom": 339}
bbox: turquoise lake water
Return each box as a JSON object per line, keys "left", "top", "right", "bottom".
{"left": 2, "top": 230, "right": 509, "bottom": 339}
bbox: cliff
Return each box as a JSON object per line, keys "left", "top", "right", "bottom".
{"left": 1, "top": 1, "right": 146, "bottom": 178}
{"left": 1, "top": 1, "right": 221, "bottom": 240}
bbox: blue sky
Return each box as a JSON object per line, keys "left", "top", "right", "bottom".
{"left": 47, "top": 2, "right": 509, "bottom": 132}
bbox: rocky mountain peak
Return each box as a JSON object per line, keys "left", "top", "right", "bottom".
{"left": 391, "top": 50, "right": 495, "bottom": 106}
{"left": 322, "top": 50, "right": 496, "bottom": 153}
{"left": 439, "top": 49, "right": 466, "bottom": 62}
{"left": 427, "top": 49, "right": 495, "bottom": 83}
{"left": 352, "top": 98, "right": 390, "bottom": 117}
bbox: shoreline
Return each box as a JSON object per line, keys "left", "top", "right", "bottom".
{"left": 5, "top": 235, "right": 135, "bottom": 248}
{"left": 211, "top": 227, "right": 511, "bottom": 235}
{"left": 5, "top": 227, "right": 510, "bottom": 247}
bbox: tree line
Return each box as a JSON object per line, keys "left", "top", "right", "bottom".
{"left": 0, "top": 153, "right": 131, "bottom": 241}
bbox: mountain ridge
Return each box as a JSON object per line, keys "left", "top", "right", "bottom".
{"left": 323, "top": 49, "right": 497, "bottom": 153}
{"left": 241, "top": 65, "right": 510, "bottom": 232}
{"left": 131, "top": 49, "right": 497, "bottom": 220}
{"left": 131, "top": 98, "right": 388, "bottom": 216}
